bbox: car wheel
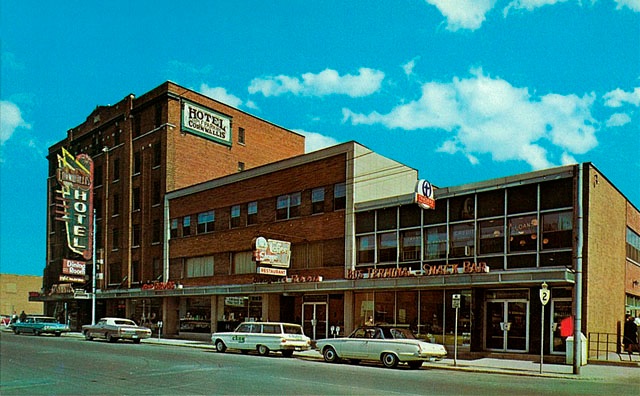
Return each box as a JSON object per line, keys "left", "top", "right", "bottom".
{"left": 34, "top": 330, "right": 41, "bottom": 336}
{"left": 54, "top": 332, "right": 62, "bottom": 337}
{"left": 381, "top": 353, "right": 399, "bottom": 369}
{"left": 133, "top": 339, "right": 141, "bottom": 344}
{"left": 257, "top": 345, "right": 270, "bottom": 356}
{"left": 408, "top": 361, "right": 423, "bottom": 369}
{"left": 84, "top": 332, "right": 93, "bottom": 341}
{"left": 14, "top": 328, "right": 20, "bottom": 335}
{"left": 281, "top": 350, "right": 294, "bottom": 358}
{"left": 106, "top": 333, "right": 116, "bottom": 343}
{"left": 215, "top": 340, "right": 227, "bottom": 353}
{"left": 322, "top": 346, "right": 340, "bottom": 363}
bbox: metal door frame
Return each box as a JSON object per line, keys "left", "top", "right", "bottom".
{"left": 484, "top": 299, "right": 530, "bottom": 353}
{"left": 302, "top": 302, "right": 328, "bottom": 340}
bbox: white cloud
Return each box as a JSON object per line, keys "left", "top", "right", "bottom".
{"left": 606, "top": 112, "right": 632, "bottom": 127}
{"left": 293, "top": 129, "right": 341, "bottom": 153}
{"left": 425, "top": 0, "right": 497, "bottom": 31}
{"left": 402, "top": 57, "right": 420, "bottom": 77}
{"left": 613, "top": 0, "right": 640, "bottom": 12}
{"left": 248, "top": 68, "right": 384, "bottom": 98}
{"left": 504, "top": 0, "right": 569, "bottom": 15}
{"left": 199, "top": 84, "right": 243, "bottom": 108}
{"left": 0, "top": 100, "right": 31, "bottom": 145}
{"left": 343, "top": 69, "right": 598, "bottom": 170}
{"left": 603, "top": 87, "right": 640, "bottom": 107}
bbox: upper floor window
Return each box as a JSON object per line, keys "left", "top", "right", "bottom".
{"left": 231, "top": 205, "right": 241, "bottom": 228}
{"left": 183, "top": 216, "right": 192, "bottom": 236}
{"left": 334, "top": 182, "right": 346, "bottom": 210}
{"left": 238, "top": 127, "right": 245, "bottom": 144}
{"left": 153, "top": 142, "right": 162, "bottom": 167}
{"left": 312, "top": 187, "right": 325, "bottom": 214}
{"left": 186, "top": 256, "right": 214, "bottom": 278}
{"left": 450, "top": 222, "right": 475, "bottom": 258}
{"left": 112, "top": 193, "right": 120, "bottom": 216}
{"left": 233, "top": 251, "right": 255, "bottom": 274}
{"left": 131, "top": 260, "right": 141, "bottom": 284}
{"left": 132, "top": 187, "right": 141, "bottom": 211}
{"left": 132, "top": 224, "right": 141, "bottom": 247}
{"left": 627, "top": 227, "right": 640, "bottom": 264}
{"left": 478, "top": 219, "right": 504, "bottom": 255}
{"left": 152, "top": 180, "right": 161, "bottom": 205}
{"left": 247, "top": 201, "right": 258, "bottom": 225}
{"left": 113, "top": 158, "right": 120, "bottom": 181}
{"left": 197, "top": 211, "right": 215, "bottom": 234}
{"left": 170, "top": 218, "right": 178, "bottom": 238}
{"left": 508, "top": 215, "right": 537, "bottom": 253}
{"left": 152, "top": 219, "right": 161, "bottom": 243}
{"left": 94, "top": 165, "right": 103, "bottom": 187}
{"left": 276, "top": 192, "right": 301, "bottom": 220}
{"left": 541, "top": 211, "right": 573, "bottom": 250}
{"left": 133, "top": 151, "right": 141, "bottom": 175}
{"left": 238, "top": 162, "right": 245, "bottom": 172}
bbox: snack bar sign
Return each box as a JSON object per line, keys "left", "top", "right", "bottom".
{"left": 55, "top": 148, "right": 93, "bottom": 259}
{"left": 181, "top": 100, "right": 232, "bottom": 146}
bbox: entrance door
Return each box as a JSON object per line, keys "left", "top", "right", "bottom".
{"left": 550, "top": 299, "right": 572, "bottom": 354}
{"left": 485, "top": 300, "right": 529, "bottom": 352}
{"left": 302, "top": 303, "right": 327, "bottom": 340}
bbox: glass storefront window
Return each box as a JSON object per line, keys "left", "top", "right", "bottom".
{"left": 450, "top": 222, "right": 475, "bottom": 258}
{"left": 478, "top": 219, "right": 504, "bottom": 254}
{"left": 377, "top": 232, "right": 397, "bottom": 262}
{"left": 355, "top": 292, "right": 374, "bottom": 326}
{"left": 541, "top": 211, "right": 573, "bottom": 250}
{"left": 419, "top": 290, "right": 444, "bottom": 337}
{"left": 396, "top": 291, "right": 418, "bottom": 329}
{"left": 424, "top": 225, "right": 447, "bottom": 260}
{"left": 357, "top": 235, "right": 375, "bottom": 264}
{"left": 400, "top": 229, "right": 421, "bottom": 262}
{"left": 374, "top": 291, "right": 395, "bottom": 324}
{"left": 508, "top": 215, "right": 538, "bottom": 253}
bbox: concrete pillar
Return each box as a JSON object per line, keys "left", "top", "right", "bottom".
{"left": 262, "top": 293, "right": 280, "bottom": 322}
{"left": 344, "top": 291, "right": 354, "bottom": 334}
{"left": 210, "top": 295, "right": 219, "bottom": 333}
{"left": 163, "top": 297, "right": 179, "bottom": 336}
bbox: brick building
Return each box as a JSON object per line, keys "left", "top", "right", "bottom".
{"left": 37, "top": 81, "right": 639, "bottom": 363}
{"left": 41, "top": 81, "right": 305, "bottom": 327}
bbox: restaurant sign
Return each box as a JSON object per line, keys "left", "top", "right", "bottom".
{"left": 181, "top": 100, "right": 232, "bottom": 146}
{"left": 62, "top": 259, "right": 86, "bottom": 276}
{"left": 253, "top": 237, "right": 291, "bottom": 268}
{"left": 55, "top": 148, "right": 93, "bottom": 259}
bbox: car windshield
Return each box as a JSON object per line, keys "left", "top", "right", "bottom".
{"left": 114, "top": 319, "right": 136, "bottom": 326}
{"left": 283, "top": 325, "right": 303, "bottom": 335}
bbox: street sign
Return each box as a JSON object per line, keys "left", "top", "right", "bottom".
{"left": 539, "top": 282, "right": 550, "bottom": 305}
{"left": 452, "top": 294, "right": 461, "bottom": 309}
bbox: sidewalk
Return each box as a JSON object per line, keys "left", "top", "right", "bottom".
{"left": 59, "top": 331, "right": 639, "bottom": 381}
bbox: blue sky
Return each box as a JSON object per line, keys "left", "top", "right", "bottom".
{"left": 1, "top": 0, "right": 639, "bottom": 276}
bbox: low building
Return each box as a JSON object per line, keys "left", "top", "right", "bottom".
{"left": 1, "top": 274, "right": 44, "bottom": 317}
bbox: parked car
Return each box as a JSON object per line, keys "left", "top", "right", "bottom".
{"left": 212, "top": 322, "right": 311, "bottom": 357}
{"left": 12, "top": 316, "right": 70, "bottom": 337}
{"left": 315, "top": 325, "right": 447, "bottom": 369}
{"left": 82, "top": 317, "right": 151, "bottom": 343}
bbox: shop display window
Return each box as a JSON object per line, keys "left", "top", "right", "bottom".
{"left": 396, "top": 291, "right": 418, "bottom": 327}
{"left": 419, "top": 290, "right": 444, "bottom": 337}
{"left": 374, "top": 291, "right": 394, "bottom": 324}
{"left": 354, "top": 292, "right": 374, "bottom": 326}
{"left": 449, "top": 222, "right": 475, "bottom": 258}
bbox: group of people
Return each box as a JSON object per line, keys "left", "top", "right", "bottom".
{"left": 623, "top": 313, "right": 639, "bottom": 359}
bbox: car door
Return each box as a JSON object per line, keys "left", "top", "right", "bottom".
{"left": 228, "top": 323, "right": 251, "bottom": 349}
{"left": 341, "top": 328, "right": 370, "bottom": 359}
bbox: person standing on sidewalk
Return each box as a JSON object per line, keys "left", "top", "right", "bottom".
{"left": 623, "top": 314, "right": 638, "bottom": 360}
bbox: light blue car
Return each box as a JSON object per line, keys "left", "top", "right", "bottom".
{"left": 12, "top": 316, "right": 70, "bottom": 337}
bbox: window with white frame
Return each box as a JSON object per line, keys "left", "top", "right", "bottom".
{"left": 197, "top": 211, "right": 215, "bottom": 233}
{"left": 276, "top": 192, "right": 301, "bottom": 220}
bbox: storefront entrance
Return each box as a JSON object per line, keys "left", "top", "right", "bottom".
{"left": 302, "top": 302, "right": 327, "bottom": 340}
{"left": 551, "top": 299, "right": 572, "bottom": 354}
{"left": 485, "top": 298, "right": 529, "bottom": 352}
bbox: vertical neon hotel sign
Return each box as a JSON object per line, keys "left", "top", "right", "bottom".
{"left": 55, "top": 148, "right": 93, "bottom": 259}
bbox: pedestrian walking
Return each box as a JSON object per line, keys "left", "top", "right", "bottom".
{"left": 623, "top": 314, "right": 638, "bottom": 360}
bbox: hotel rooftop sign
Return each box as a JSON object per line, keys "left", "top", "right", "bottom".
{"left": 181, "top": 99, "right": 232, "bottom": 146}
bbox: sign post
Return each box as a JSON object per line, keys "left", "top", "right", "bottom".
{"left": 452, "top": 294, "right": 461, "bottom": 366}
{"left": 539, "top": 282, "right": 550, "bottom": 373}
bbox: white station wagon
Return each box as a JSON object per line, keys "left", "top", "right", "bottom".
{"left": 315, "top": 325, "right": 447, "bottom": 369}
{"left": 212, "top": 322, "right": 311, "bottom": 357}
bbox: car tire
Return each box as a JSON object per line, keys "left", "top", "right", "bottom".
{"left": 323, "top": 346, "right": 340, "bottom": 363}
{"left": 215, "top": 340, "right": 227, "bottom": 353}
{"left": 257, "top": 345, "right": 270, "bottom": 356}
{"left": 408, "top": 361, "right": 423, "bottom": 369}
{"left": 54, "top": 332, "right": 62, "bottom": 337}
{"left": 14, "top": 328, "right": 20, "bottom": 335}
{"left": 106, "top": 333, "right": 117, "bottom": 343}
{"left": 281, "top": 350, "right": 294, "bottom": 358}
{"left": 34, "top": 330, "right": 41, "bottom": 336}
{"left": 84, "top": 332, "right": 93, "bottom": 341}
{"left": 133, "top": 339, "right": 141, "bottom": 344}
{"left": 381, "top": 353, "right": 399, "bottom": 369}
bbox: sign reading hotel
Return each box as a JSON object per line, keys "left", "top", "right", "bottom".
{"left": 55, "top": 148, "right": 93, "bottom": 260}
{"left": 253, "top": 237, "right": 291, "bottom": 276}
{"left": 415, "top": 179, "right": 435, "bottom": 210}
{"left": 181, "top": 100, "right": 232, "bottom": 146}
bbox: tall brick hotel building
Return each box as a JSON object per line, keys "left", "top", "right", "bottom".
{"left": 40, "top": 81, "right": 640, "bottom": 362}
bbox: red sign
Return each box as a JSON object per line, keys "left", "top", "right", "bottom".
{"left": 63, "top": 259, "right": 86, "bottom": 276}
{"left": 142, "top": 281, "right": 176, "bottom": 290}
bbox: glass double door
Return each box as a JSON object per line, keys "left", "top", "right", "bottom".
{"left": 302, "top": 302, "right": 327, "bottom": 340}
{"left": 485, "top": 300, "right": 529, "bottom": 352}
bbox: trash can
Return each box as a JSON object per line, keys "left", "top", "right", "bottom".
{"left": 565, "top": 333, "right": 587, "bottom": 365}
